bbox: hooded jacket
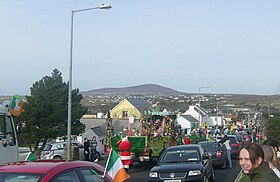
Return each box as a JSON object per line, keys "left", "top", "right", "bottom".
{"left": 247, "top": 162, "right": 279, "bottom": 182}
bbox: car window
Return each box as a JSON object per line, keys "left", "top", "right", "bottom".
{"left": 0, "top": 173, "right": 42, "bottom": 182}
{"left": 43, "top": 144, "right": 53, "bottom": 151}
{"left": 57, "top": 144, "right": 65, "bottom": 150}
{"left": 199, "top": 143, "right": 219, "bottom": 152}
{"left": 50, "top": 170, "right": 80, "bottom": 182}
{"left": 80, "top": 169, "right": 105, "bottom": 182}
{"left": 160, "top": 149, "right": 199, "bottom": 163}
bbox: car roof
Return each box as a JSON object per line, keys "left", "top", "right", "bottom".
{"left": 198, "top": 141, "right": 218, "bottom": 144}
{"left": 165, "top": 144, "right": 201, "bottom": 151}
{"left": 0, "top": 160, "right": 103, "bottom": 174}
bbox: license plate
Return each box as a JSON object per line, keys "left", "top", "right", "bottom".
{"left": 164, "top": 180, "right": 181, "bottom": 182}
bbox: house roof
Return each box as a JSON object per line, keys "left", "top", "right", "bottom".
{"left": 194, "top": 106, "right": 206, "bottom": 117}
{"left": 127, "top": 98, "right": 151, "bottom": 112}
{"left": 181, "top": 114, "right": 199, "bottom": 123}
{"left": 90, "top": 126, "right": 106, "bottom": 136}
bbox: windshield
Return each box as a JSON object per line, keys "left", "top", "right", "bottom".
{"left": 160, "top": 149, "right": 200, "bottom": 163}
{"left": 199, "top": 143, "right": 219, "bottom": 152}
{"left": 0, "top": 173, "right": 43, "bottom": 182}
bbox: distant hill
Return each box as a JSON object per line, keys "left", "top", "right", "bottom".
{"left": 81, "top": 84, "right": 182, "bottom": 96}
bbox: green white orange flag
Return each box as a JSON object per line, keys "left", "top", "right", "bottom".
{"left": 104, "top": 149, "right": 130, "bottom": 182}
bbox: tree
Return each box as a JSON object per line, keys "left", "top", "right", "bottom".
{"left": 264, "top": 116, "right": 280, "bottom": 142}
{"left": 20, "top": 69, "right": 86, "bottom": 150}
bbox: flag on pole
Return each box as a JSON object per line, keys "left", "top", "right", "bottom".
{"left": 104, "top": 148, "right": 130, "bottom": 182}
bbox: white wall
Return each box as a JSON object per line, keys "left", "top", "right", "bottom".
{"left": 176, "top": 116, "right": 191, "bottom": 129}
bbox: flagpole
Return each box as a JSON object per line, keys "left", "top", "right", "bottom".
{"left": 103, "top": 148, "right": 112, "bottom": 178}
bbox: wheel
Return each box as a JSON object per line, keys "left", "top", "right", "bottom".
{"left": 53, "top": 156, "right": 62, "bottom": 160}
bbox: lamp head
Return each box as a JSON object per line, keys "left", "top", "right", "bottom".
{"left": 98, "top": 4, "right": 112, "bottom": 10}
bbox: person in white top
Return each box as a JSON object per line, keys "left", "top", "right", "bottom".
{"left": 220, "top": 134, "right": 232, "bottom": 168}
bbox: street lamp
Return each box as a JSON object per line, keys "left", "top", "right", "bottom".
{"left": 67, "top": 4, "right": 112, "bottom": 160}
{"left": 198, "top": 86, "right": 210, "bottom": 126}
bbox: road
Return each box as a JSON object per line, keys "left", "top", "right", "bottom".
{"left": 97, "top": 159, "right": 241, "bottom": 182}
{"left": 20, "top": 147, "right": 241, "bottom": 181}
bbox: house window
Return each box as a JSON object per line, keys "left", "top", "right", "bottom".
{"left": 122, "top": 111, "right": 128, "bottom": 118}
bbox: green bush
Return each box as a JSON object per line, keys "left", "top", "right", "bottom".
{"left": 264, "top": 116, "right": 280, "bottom": 142}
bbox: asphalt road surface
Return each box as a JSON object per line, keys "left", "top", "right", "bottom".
{"left": 98, "top": 159, "right": 241, "bottom": 182}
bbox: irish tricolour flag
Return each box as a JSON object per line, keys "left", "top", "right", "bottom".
{"left": 104, "top": 149, "right": 130, "bottom": 182}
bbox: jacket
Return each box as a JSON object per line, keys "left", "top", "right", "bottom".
{"left": 248, "top": 162, "right": 280, "bottom": 182}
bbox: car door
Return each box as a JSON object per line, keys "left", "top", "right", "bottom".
{"left": 200, "top": 147, "right": 212, "bottom": 178}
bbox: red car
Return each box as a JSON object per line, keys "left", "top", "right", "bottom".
{"left": 0, "top": 160, "right": 112, "bottom": 182}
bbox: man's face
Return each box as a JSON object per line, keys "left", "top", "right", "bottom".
{"left": 239, "top": 149, "right": 253, "bottom": 174}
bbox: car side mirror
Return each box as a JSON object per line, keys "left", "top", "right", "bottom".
{"left": 202, "top": 155, "right": 209, "bottom": 160}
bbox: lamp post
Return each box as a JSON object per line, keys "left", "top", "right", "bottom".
{"left": 198, "top": 86, "right": 210, "bottom": 126}
{"left": 67, "top": 4, "right": 112, "bottom": 160}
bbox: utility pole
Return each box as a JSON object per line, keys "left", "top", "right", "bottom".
{"left": 268, "top": 95, "right": 270, "bottom": 119}
{"left": 198, "top": 86, "right": 210, "bottom": 126}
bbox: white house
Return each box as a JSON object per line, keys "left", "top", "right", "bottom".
{"left": 183, "top": 105, "right": 207, "bottom": 126}
{"left": 207, "top": 113, "right": 225, "bottom": 126}
{"left": 176, "top": 114, "right": 199, "bottom": 130}
{"left": 180, "top": 105, "right": 226, "bottom": 127}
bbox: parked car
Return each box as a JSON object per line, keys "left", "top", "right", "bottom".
{"left": 235, "top": 131, "right": 250, "bottom": 142}
{"left": 216, "top": 135, "right": 240, "bottom": 158}
{"left": 198, "top": 141, "right": 227, "bottom": 168}
{"left": 40, "top": 141, "right": 104, "bottom": 161}
{"left": 0, "top": 160, "right": 112, "bottom": 182}
{"left": 149, "top": 144, "right": 215, "bottom": 182}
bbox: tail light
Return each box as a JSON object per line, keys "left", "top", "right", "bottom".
{"left": 216, "top": 151, "right": 222, "bottom": 157}
{"left": 45, "top": 151, "right": 50, "bottom": 155}
{"left": 232, "top": 143, "right": 239, "bottom": 147}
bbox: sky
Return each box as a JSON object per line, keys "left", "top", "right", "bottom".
{"left": 1, "top": 0, "right": 280, "bottom": 96}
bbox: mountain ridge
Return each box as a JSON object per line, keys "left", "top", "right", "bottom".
{"left": 81, "top": 84, "right": 182, "bottom": 96}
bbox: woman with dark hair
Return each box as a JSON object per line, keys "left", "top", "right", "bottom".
{"left": 239, "top": 143, "right": 279, "bottom": 181}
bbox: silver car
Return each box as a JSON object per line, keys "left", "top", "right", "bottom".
{"left": 40, "top": 141, "right": 86, "bottom": 160}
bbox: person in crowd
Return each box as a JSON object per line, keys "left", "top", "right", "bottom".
{"left": 83, "top": 138, "right": 90, "bottom": 161}
{"left": 263, "top": 138, "right": 280, "bottom": 159}
{"left": 261, "top": 145, "right": 280, "bottom": 178}
{"left": 90, "top": 136, "right": 98, "bottom": 162}
{"left": 219, "top": 134, "right": 232, "bottom": 168}
{"left": 183, "top": 134, "right": 191, "bottom": 145}
{"left": 119, "top": 136, "right": 133, "bottom": 172}
{"left": 239, "top": 143, "right": 279, "bottom": 181}
{"left": 190, "top": 130, "right": 198, "bottom": 144}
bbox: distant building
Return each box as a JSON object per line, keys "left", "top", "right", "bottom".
{"left": 82, "top": 126, "right": 106, "bottom": 151}
{"left": 183, "top": 105, "right": 207, "bottom": 126}
{"left": 207, "top": 113, "right": 225, "bottom": 126}
{"left": 110, "top": 98, "right": 151, "bottom": 119}
{"left": 80, "top": 118, "right": 142, "bottom": 134}
{"left": 176, "top": 114, "right": 199, "bottom": 129}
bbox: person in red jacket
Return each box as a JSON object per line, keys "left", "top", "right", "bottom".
{"left": 119, "top": 136, "right": 133, "bottom": 172}
{"left": 183, "top": 135, "right": 191, "bottom": 145}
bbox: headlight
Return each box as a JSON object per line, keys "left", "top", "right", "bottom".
{"left": 188, "top": 170, "right": 202, "bottom": 176}
{"left": 149, "top": 172, "right": 158, "bottom": 178}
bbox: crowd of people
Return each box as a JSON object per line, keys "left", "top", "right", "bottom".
{"left": 83, "top": 136, "right": 98, "bottom": 162}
